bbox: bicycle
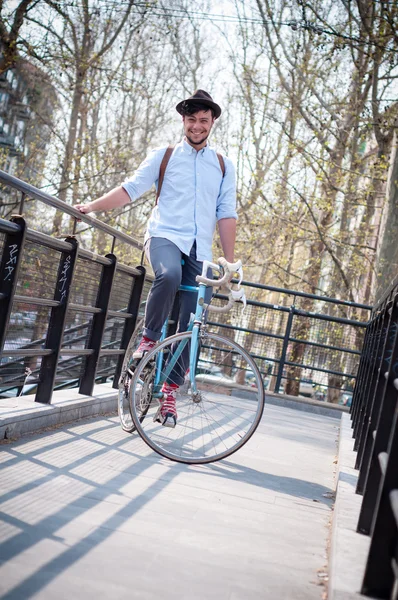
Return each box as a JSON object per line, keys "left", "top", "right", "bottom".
{"left": 118, "top": 258, "right": 265, "bottom": 464}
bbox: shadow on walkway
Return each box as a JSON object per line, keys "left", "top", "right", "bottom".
{"left": 0, "top": 414, "right": 333, "bottom": 599}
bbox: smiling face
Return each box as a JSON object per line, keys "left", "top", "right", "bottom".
{"left": 182, "top": 109, "right": 215, "bottom": 150}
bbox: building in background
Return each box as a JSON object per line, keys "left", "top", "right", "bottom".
{"left": 0, "top": 56, "right": 56, "bottom": 216}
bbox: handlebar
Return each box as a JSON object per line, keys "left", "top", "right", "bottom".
{"left": 196, "top": 257, "right": 243, "bottom": 288}
{"left": 195, "top": 257, "right": 246, "bottom": 313}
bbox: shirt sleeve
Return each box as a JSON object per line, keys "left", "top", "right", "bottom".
{"left": 121, "top": 146, "right": 167, "bottom": 202}
{"left": 216, "top": 156, "right": 238, "bottom": 221}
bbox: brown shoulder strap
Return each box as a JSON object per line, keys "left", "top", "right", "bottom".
{"left": 156, "top": 145, "right": 174, "bottom": 204}
{"left": 217, "top": 153, "right": 225, "bottom": 177}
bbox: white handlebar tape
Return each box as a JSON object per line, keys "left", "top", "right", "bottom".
{"left": 196, "top": 257, "right": 246, "bottom": 313}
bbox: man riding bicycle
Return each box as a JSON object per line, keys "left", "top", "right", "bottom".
{"left": 76, "top": 90, "right": 237, "bottom": 428}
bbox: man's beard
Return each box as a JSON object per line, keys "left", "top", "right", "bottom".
{"left": 186, "top": 133, "right": 209, "bottom": 146}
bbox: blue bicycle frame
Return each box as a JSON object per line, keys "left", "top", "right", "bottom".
{"left": 152, "top": 281, "right": 207, "bottom": 397}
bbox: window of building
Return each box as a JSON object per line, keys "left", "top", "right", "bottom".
{"left": 0, "top": 92, "right": 8, "bottom": 111}
{"left": 14, "top": 119, "right": 26, "bottom": 152}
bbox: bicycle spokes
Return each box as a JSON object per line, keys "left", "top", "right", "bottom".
{"left": 129, "top": 331, "right": 264, "bottom": 464}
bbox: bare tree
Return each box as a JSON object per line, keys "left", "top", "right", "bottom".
{"left": 0, "top": 0, "right": 38, "bottom": 74}
{"left": 225, "top": 0, "right": 398, "bottom": 396}
{"left": 21, "top": 0, "right": 142, "bottom": 233}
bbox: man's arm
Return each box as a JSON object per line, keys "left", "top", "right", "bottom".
{"left": 216, "top": 156, "right": 237, "bottom": 262}
{"left": 218, "top": 217, "right": 236, "bottom": 263}
{"left": 75, "top": 186, "right": 130, "bottom": 214}
{"left": 75, "top": 146, "right": 166, "bottom": 214}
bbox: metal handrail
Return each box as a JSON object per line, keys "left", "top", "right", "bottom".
{"left": 0, "top": 169, "right": 143, "bottom": 250}
{"left": 0, "top": 213, "right": 144, "bottom": 273}
{"left": 219, "top": 285, "right": 371, "bottom": 313}
{"left": 350, "top": 276, "right": 398, "bottom": 597}
{"left": 0, "top": 217, "right": 21, "bottom": 234}
{"left": 237, "top": 280, "right": 372, "bottom": 310}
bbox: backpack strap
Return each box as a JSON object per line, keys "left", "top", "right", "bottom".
{"left": 217, "top": 153, "right": 225, "bottom": 177}
{"left": 156, "top": 145, "right": 174, "bottom": 204}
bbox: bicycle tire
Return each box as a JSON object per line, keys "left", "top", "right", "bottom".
{"left": 118, "top": 318, "right": 144, "bottom": 432}
{"left": 129, "top": 330, "right": 265, "bottom": 464}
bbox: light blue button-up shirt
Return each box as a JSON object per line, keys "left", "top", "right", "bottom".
{"left": 122, "top": 139, "right": 237, "bottom": 261}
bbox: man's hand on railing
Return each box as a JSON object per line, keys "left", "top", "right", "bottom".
{"left": 75, "top": 203, "right": 94, "bottom": 215}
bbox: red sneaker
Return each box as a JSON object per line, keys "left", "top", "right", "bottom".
{"left": 158, "top": 383, "right": 178, "bottom": 428}
{"left": 132, "top": 336, "right": 156, "bottom": 360}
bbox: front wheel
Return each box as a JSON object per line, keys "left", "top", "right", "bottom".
{"left": 129, "top": 330, "right": 265, "bottom": 464}
{"left": 118, "top": 318, "right": 144, "bottom": 432}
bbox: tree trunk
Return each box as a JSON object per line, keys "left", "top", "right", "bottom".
{"left": 375, "top": 132, "right": 398, "bottom": 301}
{"left": 52, "top": 76, "right": 85, "bottom": 235}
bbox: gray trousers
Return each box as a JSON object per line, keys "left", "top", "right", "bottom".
{"left": 143, "top": 237, "right": 211, "bottom": 386}
{"left": 144, "top": 237, "right": 210, "bottom": 341}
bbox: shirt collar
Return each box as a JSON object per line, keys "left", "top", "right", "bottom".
{"left": 182, "top": 139, "right": 193, "bottom": 153}
{"left": 182, "top": 138, "right": 209, "bottom": 155}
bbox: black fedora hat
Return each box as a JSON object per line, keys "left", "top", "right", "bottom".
{"left": 176, "top": 89, "right": 222, "bottom": 119}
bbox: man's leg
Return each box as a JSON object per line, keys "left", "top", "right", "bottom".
{"left": 165, "top": 242, "right": 211, "bottom": 387}
{"left": 133, "top": 238, "right": 182, "bottom": 359}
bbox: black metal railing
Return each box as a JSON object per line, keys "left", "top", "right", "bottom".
{"left": 208, "top": 285, "right": 370, "bottom": 403}
{"left": 0, "top": 213, "right": 147, "bottom": 402}
{"left": 350, "top": 277, "right": 398, "bottom": 598}
{"left": 0, "top": 169, "right": 371, "bottom": 406}
{"left": 0, "top": 169, "right": 148, "bottom": 403}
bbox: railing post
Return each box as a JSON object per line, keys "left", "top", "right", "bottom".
{"left": 0, "top": 216, "right": 27, "bottom": 355}
{"left": 274, "top": 305, "right": 295, "bottom": 394}
{"left": 35, "top": 236, "right": 79, "bottom": 403}
{"left": 357, "top": 298, "right": 398, "bottom": 533}
{"left": 361, "top": 411, "right": 398, "bottom": 597}
{"left": 351, "top": 318, "right": 377, "bottom": 429}
{"left": 350, "top": 322, "right": 371, "bottom": 420}
{"left": 19, "top": 192, "right": 26, "bottom": 214}
{"left": 113, "top": 265, "right": 146, "bottom": 389}
{"left": 356, "top": 297, "right": 396, "bottom": 488}
{"left": 79, "top": 253, "right": 118, "bottom": 396}
{"left": 354, "top": 303, "right": 390, "bottom": 450}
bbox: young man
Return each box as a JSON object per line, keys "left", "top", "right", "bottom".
{"left": 76, "top": 90, "right": 237, "bottom": 427}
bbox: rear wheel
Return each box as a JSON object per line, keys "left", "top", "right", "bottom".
{"left": 129, "top": 330, "right": 265, "bottom": 464}
{"left": 118, "top": 318, "right": 144, "bottom": 432}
